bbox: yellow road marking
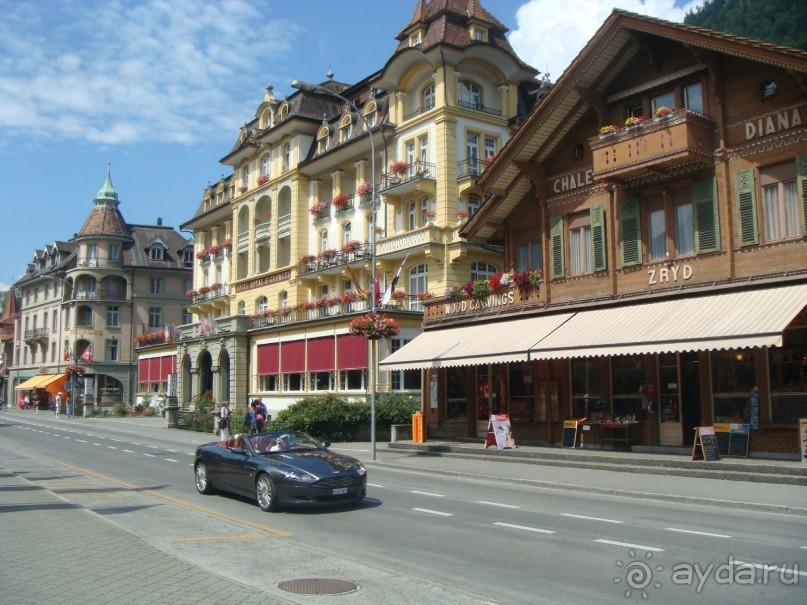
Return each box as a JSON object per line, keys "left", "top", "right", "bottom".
{"left": 172, "top": 534, "right": 268, "bottom": 542}
{"left": 55, "top": 461, "right": 292, "bottom": 537}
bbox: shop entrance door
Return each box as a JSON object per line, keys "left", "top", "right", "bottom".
{"left": 680, "top": 352, "right": 701, "bottom": 446}
{"left": 475, "top": 365, "right": 506, "bottom": 438}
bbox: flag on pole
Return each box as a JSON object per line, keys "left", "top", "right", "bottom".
{"left": 81, "top": 344, "right": 93, "bottom": 364}
{"left": 63, "top": 344, "right": 72, "bottom": 362}
{"left": 381, "top": 253, "right": 409, "bottom": 306}
{"left": 344, "top": 261, "right": 366, "bottom": 298}
{"left": 164, "top": 324, "right": 172, "bottom": 344}
{"left": 374, "top": 271, "right": 381, "bottom": 307}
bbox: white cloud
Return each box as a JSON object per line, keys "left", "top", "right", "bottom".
{"left": 509, "top": 0, "right": 704, "bottom": 80}
{"left": 0, "top": 0, "right": 301, "bottom": 146}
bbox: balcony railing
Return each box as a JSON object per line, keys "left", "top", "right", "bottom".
{"left": 237, "top": 232, "right": 249, "bottom": 252}
{"left": 277, "top": 213, "right": 292, "bottom": 237}
{"left": 380, "top": 160, "right": 436, "bottom": 191}
{"left": 255, "top": 220, "right": 272, "bottom": 241}
{"left": 299, "top": 242, "right": 374, "bottom": 275}
{"left": 73, "top": 289, "right": 127, "bottom": 301}
{"left": 251, "top": 295, "right": 422, "bottom": 329}
{"left": 456, "top": 100, "right": 501, "bottom": 116}
{"left": 76, "top": 257, "right": 122, "bottom": 268}
{"left": 377, "top": 224, "right": 442, "bottom": 255}
{"left": 590, "top": 110, "right": 715, "bottom": 181}
{"left": 24, "top": 328, "right": 49, "bottom": 341}
{"left": 191, "top": 283, "right": 229, "bottom": 303}
{"left": 403, "top": 100, "right": 435, "bottom": 121}
{"left": 334, "top": 195, "right": 356, "bottom": 215}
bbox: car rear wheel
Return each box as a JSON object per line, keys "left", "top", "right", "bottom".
{"left": 256, "top": 474, "right": 276, "bottom": 511}
{"left": 195, "top": 462, "right": 214, "bottom": 494}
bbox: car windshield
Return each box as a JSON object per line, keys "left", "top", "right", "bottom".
{"left": 246, "top": 431, "right": 322, "bottom": 454}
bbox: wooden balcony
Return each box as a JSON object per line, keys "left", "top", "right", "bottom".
{"left": 590, "top": 111, "right": 715, "bottom": 182}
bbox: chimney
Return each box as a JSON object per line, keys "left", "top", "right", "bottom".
{"left": 157, "top": 217, "right": 163, "bottom": 226}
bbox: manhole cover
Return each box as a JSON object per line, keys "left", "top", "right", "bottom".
{"left": 277, "top": 578, "right": 358, "bottom": 595}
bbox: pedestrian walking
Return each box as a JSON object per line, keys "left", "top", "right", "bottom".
{"left": 218, "top": 401, "right": 230, "bottom": 441}
{"left": 54, "top": 392, "right": 62, "bottom": 417}
{"left": 66, "top": 393, "right": 73, "bottom": 418}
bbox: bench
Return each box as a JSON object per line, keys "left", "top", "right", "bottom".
{"left": 390, "top": 424, "right": 411, "bottom": 442}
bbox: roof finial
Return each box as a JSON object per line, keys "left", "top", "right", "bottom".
{"left": 95, "top": 162, "right": 118, "bottom": 203}
{"left": 326, "top": 66, "right": 334, "bottom": 80}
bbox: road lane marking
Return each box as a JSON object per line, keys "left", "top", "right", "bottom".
{"left": 165, "top": 458, "right": 178, "bottom": 463}
{"left": 734, "top": 560, "right": 807, "bottom": 578}
{"left": 76, "top": 439, "right": 87, "bottom": 443}
{"left": 665, "top": 527, "right": 731, "bottom": 538}
{"left": 107, "top": 446, "right": 117, "bottom": 450}
{"left": 367, "top": 483, "right": 384, "bottom": 488}
{"left": 143, "top": 453, "right": 155, "bottom": 457}
{"left": 562, "top": 513, "right": 622, "bottom": 524}
{"left": 122, "top": 450, "right": 134, "bottom": 453}
{"left": 411, "top": 490, "right": 444, "bottom": 497}
{"left": 172, "top": 534, "right": 269, "bottom": 542}
{"left": 595, "top": 539, "right": 664, "bottom": 552}
{"left": 494, "top": 522, "right": 555, "bottom": 534}
{"left": 413, "top": 508, "right": 453, "bottom": 516}
{"left": 476, "top": 501, "right": 520, "bottom": 509}
{"left": 53, "top": 461, "right": 292, "bottom": 537}
{"left": 92, "top": 442, "right": 101, "bottom": 446}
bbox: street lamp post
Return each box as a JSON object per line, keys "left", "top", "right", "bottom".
{"left": 291, "top": 79, "right": 378, "bottom": 460}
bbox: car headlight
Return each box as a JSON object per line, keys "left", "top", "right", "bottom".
{"left": 280, "top": 469, "right": 316, "bottom": 483}
{"left": 353, "top": 462, "right": 367, "bottom": 476}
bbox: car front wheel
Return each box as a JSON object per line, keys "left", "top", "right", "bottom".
{"left": 256, "top": 474, "right": 276, "bottom": 511}
{"left": 195, "top": 462, "right": 214, "bottom": 494}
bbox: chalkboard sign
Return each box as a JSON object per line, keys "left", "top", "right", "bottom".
{"left": 692, "top": 426, "right": 721, "bottom": 461}
{"left": 713, "top": 424, "right": 750, "bottom": 457}
{"left": 562, "top": 420, "right": 579, "bottom": 448}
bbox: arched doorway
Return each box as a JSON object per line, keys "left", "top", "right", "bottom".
{"left": 181, "top": 354, "right": 192, "bottom": 405}
{"left": 198, "top": 350, "right": 213, "bottom": 400}
{"left": 219, "top": 349, "right": 231, "bottom": 404}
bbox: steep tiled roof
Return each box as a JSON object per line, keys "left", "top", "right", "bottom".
{"left": 0, "top": 287, "right": 19, "bottom": 342}
{"left": 123, "top": 225, "right": 191, "bottom": 269}
{"left": 77, "top": 205, "right": 130, "bottom": 239}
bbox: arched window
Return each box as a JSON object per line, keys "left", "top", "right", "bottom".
{"left": 364, "top": 102, "right": 377, "bottom": 129}
{"left": 317, "top": 126, "right": 330, "bottom": 154}
{"left": 283, "top": 142, "right": 291, "bottom": 170}
{"left": 256, "top": 297, "right": 268, "bottom": 313}
{"left": 342, "top": 222, "right": 352, "bottom": 246}
{"left": 238, "top": 301, "right": 246, "bottom": 315}
{"left": 423, "top": 84, "right": 435, "bottom": 110}
{"left": 458, "top": 80, "right": 481, "bottom": 107}
{"left": 278, "top": 103, "right": 288, "bottom": 121}
{"left": 408, "top": 263, "right": 428, "bottom": 294}
{"left": 320, "top": 230, "right": 329, "bottom": 252}
{"left": 261, "top": 154, "right": 271, "bottom": 177}
{"left": 279, "top": 291, "right": 288, "bottom": 308}
{"left": 339, "top": 115, "right": 352, "bottom": 143}
{"left": 471, "top": 261, "right": 497, "bottom": 281}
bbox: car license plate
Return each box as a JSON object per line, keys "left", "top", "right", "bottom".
{"left": 332, "top": 487, "right": 348, "bottom": 495}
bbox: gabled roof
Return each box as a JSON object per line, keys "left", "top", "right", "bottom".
{"left": 469, "top": 9, "right": 807, "bottom": 241}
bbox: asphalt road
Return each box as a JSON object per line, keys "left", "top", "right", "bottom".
{"left": 2, "top": 412, "right": 805, "bottom": 604}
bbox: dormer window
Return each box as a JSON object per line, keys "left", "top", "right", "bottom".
{"left": 278, "top": 103, "right": 288, "bottom": 121}
{"left": 364, "top": 102, "right": 377, "bottom": 129}
{"left": 470, "top": 26, "right": 488, "bottom": 42}
{"left": 148, "top": 243, "right": 165, "bottom": 261}
{"left": 339, "top": 115, "right": 352, "bottom": 144}
{"left": 182, "top": 248, "right": 193, "bottom": 265}
{"left": 317, "top": 126, "right": 330, "bottom": 154}
{"left": 409, "top": 31, "right": 421, "bottom": 47}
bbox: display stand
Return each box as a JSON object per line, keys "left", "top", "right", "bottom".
{"left": 692, "top": 426, "right": 721, "bottom": 461}
{"left": 561, "top": 420, "right": 579, "bottom": 448}
{"left": 484, "top": 414, "right": 515, "bottom": 449}
{"left": 713, "top": 423, "right": 750, "bottom": 457}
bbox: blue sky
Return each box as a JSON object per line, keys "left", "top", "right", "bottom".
{"left": 0, "top": 0, "right": 701, "bottom": 290}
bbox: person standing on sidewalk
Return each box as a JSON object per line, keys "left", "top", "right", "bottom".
{"left": 54, "top": 392, "right": 62, "bottom": 417}
{"left": 66, "top": 393, "right": 73, "bottom": 418}
{"left": 218, "top": 401, "right": 230, "bottom": 441}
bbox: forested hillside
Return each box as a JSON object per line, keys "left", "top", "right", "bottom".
{"left": 685, "top": 0, "right": 807, "bottom": 50}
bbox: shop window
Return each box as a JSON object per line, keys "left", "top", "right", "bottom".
{"left": 470, "top": 261, "right": 497, "bottom": 281}
{"left": 283, "top": 373, "right": 304, "bottom": 391}
{"left": 769, "top": 331, "right": 807, "bottom": 424}
{"left": 340, "top": 370, "right": 364, "bottom": 390}
{"left": 658, "top": 353, "right": 681, "bottom": 423}
{"left": 509, "top": 363, "right": 535, "bottom": 424}
{"left": 476, "top": 365, "right": 505, "bottom": 420}
{"left": 259, "top": 375, "right": 279, "bottom": 391}
{"left": 571, "top": 358, "right": 603, "bottom": 418}
{"left": 309, "top": 372, "right": 332, "bottom": 391}
{"left": 611, "top": 355, "right": 645, "bottom": 416}
{"left": 446, "top": 366, "right": 467, "bottom": 421}
{"left": 712, "top": 350, "right": 756, "bottom": 423}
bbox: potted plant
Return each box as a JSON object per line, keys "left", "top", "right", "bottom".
{"left": 299, "top": 254, "right": 316, "bottom": 265}
{"left": 256, "top": 173, "right": 269, "bottom": 186}
{"left": 654, "top": 106, "right": 675, "bottom": 119}
{"left": 332, "top": 192, "right": 351, "bottom": 210}
{"left": 356, "top": 181, "right": 372, "bottom": 198}
{"left": 455, "top": 209, "right": 471, "bottom": 221}
{"left": 343, "top": 240, "right": 361, "bottom": 254}
{"left": 624, "top": 116, "right": 646, "bottom": 128}
{"left": 309, "top": 200, "right": 328, "bottom": 217}
{"left": 238, "top": 185, "right": 248, "bottom": 194}
{"left": 388, "top": 160, "right": 408, "bottom": 176}
{"left": 416, "top": 291, "right": 435, "bottom": 301}
{"left": 349, "top": 312, "right": 400, "bottom": 340}
{"left": 423, "top": 209, "right": 437, "bottom": 222}
{"left": 598, "top": 124, "right": 619, "bottom": 136}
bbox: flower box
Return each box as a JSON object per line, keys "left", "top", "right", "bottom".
{"left": 388, "top": 160, "right": 408, "bottom": 176}
{"left": 332, "top": 192, "right": 351, "bottom": 209}
{"left": 624, "top": 116, "right": 646, "bottom": 127}
{"left": 654, "top": 106, "right": 676, "bottom": 119}
{"left": 356, "top": 181, "right": 372, "bottom": 197}
{"left": 349, "top": 312, "right": 400, "bottom": 340}
{"left": 256, "top": 174, "right": 270, "bottom": 186}
{"left": 309, "top": 201, "right": 329, "bottom": 217}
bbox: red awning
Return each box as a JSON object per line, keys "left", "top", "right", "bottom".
{"left": 337, "top": 334, "right": 367, "bottom": 370}
{"left": 307, "top": 336, "right": 335, "bottom": 371}
{"left": 138, "top": 359, "right": 150, "bottom": 383}
{"left": 158, "top": 355, "right": 175, "bottom": 382}
{"left": 281, "top": 340, "right": 305, "bottom": 373}
{"left": 257, "top": 343, "right": 279, "bottom": 375}
{"left": 148, "top": 358, "right": 160, "bottom": 383}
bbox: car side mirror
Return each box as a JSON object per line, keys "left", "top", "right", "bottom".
{"left": 322, "top": 440, "right": 331, "bottom": 448}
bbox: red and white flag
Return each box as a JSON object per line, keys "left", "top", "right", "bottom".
{"left": 81, "top": 345, "right": 93, "bottom": 364}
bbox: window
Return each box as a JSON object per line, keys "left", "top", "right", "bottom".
{"left": 320, "top": 229, "right": 329, "bottom": 252}
{"left": 280, "top": 291, "right": 288, "bottom": 308}
{"left": 310, "top": 372, "right": 331, "bottom": 391}
{"left": 568, "top": 212, "right": 593, "bottom": 274}
{"left": 149, "top": 246, "right": 164, "bottom": 261}
{"left": 339, "top": 116, "right": 352, "bottom": 144}
{"left": 390, "top": 339, "right": 420, "bottom": 390}
{"left": 471, "top": 262, "right": 497, "bottom": 281}
{"left": 283, "top": 143, "right": 291, "bottom": 170}
{"left": 364, "top": 103, "right": 377, "bottom": 129}
{"left": 261, "top": 154, "right": 271, "bottom": 177}
{"left": 259, "top": 375, "right": 279, "bottom": 391}
{"left": 340, "top": 370, "right": 364, "bottom": 390}
{"left": 317, "top": 127, "right": 329, "bottom": 154}
{"left": 183, "top": 248, "right": 193, "bottom": 264}
{"left": 458, "top": 80, "right": 481, "bottom": 107}
{"left": 761, "top": 161, "right": 800, "bottom": 242}
{"left": 423, "top": 84, "right": 435, "bottom": 110}
{"left": 65, "top": 307, "right": 71, "bottom": 329}
{"left": 651, "top": 91, "right": 676, "bottom": 114}
{"left": 673, "top": 189, "right": 695, "bottom": 256}
{"left": 182, "top": 308, "right": 193, "bottom": 324}
{"left": 684, "top": 82, "right": 703, "bottom": 114}
{"left": 77, "top": 306, "right": 93, "bottom": 327}
{"left": 467, "top": 194, "right": 481, "bottom": 216}
{"left": 283, "top": 373, "right": 304, "bottom": 391}
{"left": 105, "top": 339, "right": 119, "bottom": 362}
{"left": 148, "top": 306, "right": 162, "bottom": 329}
{"left": 108, "top": 243, "right": 120, "bottom": 261}
{"left": 150, "top": 278, "right": 163, "bottom": 294}
{"left": 408, "top": 263, "right": 428, "bottom": 294}
{"left": 342, "top": 222, "right": 352, "bottom": 246}
{"left": 712, "top": 350, "right": 756, "bottom": 423}
{"left": 409, "top": 31, "right": 421, "bottom": 47}
{"left": 407, "top": 201, "right": 416, "bottom": 231}
{"left": 484, "top": 136, "right": 496, "bottom": 160}
{"left": 406, "top": 140, "right": 416, "bottom": 176}
{"left": 52, "top": 311, "right": 57, "bottom": 331}
{"left": 625, "top": 102, "right": 643, "bottom": 119}
{"left": 418, "top": 136, "right": 429, "bottom": 166}
{"left": 466, "top": 132, "right": 480, "bottom": 174}
{"left": 646, "top": 194, "right": 666, "bottom": 261}
{"left": 420, "top": 197, "right": 432, "bottom": 226}
{"left": 238, "top": 301, "right": 246, "bottom": 315}
{"left": 87, "top": 243, "right": 98, "bottom": 264}
{"left": 256, "top": 297, "right": 268, "bottom": 314}
{"left": 471, "top": 27, "right": 487, "bottom": 42}
{"left": 106, "top": 306, "right": 120, "bottom": 327}
{"left": 241, "top": 165, "right": 250, "bottom": 187}
{"left": 183, "top": 278, "right": 192, "bottom": 294}
{"left": 517, "top": 241, "right": 542, "bottom": 271}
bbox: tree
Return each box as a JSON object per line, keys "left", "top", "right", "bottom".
{"left": 685, "top": 0, "right": 807, "bottom": 50}
{"left": 0, "top": 290, "right": 6, "bottom": 314}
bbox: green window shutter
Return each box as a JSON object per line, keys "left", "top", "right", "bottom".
{"left": 796, "top": 154, "right": 807, "bottom": 236}
{"left": 619, "top": 197, "right": 642, "bottom": 266}
{"left": 590, "top": 204, "right": 607, "bottom": 271}
{"left": 694, "top": 176, "right": 720, "bottom": 253}
{"left": 550, "top": 215, "right": 565, "bottom": 279}
{"left": 734, "top": 169, "right": 757, "bottom": 247}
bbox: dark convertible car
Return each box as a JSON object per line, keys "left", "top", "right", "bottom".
{"left": 194, "top": 430, "right": 367, "bottom": 511}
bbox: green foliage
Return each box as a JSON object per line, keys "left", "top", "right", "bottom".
{"left": 111, "top": 403, "right": 127, "bottom": 417}
{"left": 685, "top": 0, "right": 807, "bottom": 50}
{"left": 274, "top": 395, "right": 366, "bottom": 442}
{"left": 227, "top": 409, "right": 249, "bottom": 435}
{"left": 192, "top": 391, "right": 214, "bottom": 413}
{"left": 373, "top": 392, "right": 422, "bottom": 426}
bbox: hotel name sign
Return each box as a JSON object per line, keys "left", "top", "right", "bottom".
{"left": 443, "top": 290, "right": 516, "bottom": 316}
{"left": 235, "top": 270, "right": 291, "bottom": 293}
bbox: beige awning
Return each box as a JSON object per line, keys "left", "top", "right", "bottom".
{"left": 380, "top": 284, "right": 807, "bottom": 371}
{"left": 379, "top": 313, "right": 575, "bottom": 371}
{"left": 528, "top": 284, "right": 807, "bottom": 360}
